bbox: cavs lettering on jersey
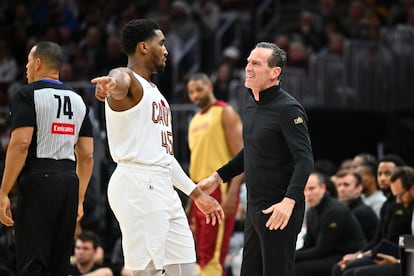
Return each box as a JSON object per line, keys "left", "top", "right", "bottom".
{"left": 188, "top": 101, "right": 233, "bottom": 182}
{"left": 10, "top": 80, "right": 91, "bottom": 161}
{"left": 105, "top": 72, "right": 174, "bottom": 166}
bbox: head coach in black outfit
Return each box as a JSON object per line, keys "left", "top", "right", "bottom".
{"left": 0, "top": 41, "right": 94, "bottom": 275}
{"left": 198, "top": 42, "right": 314, "bottom": 276}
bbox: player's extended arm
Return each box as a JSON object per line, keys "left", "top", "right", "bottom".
{"left": 91, "top": 68, "right": 133, "bottom": 101}
{"left": 170, "top": 158, "right": 224, "bottom": 225}
{"left": 222, "top": 105, "right": 243, "bottom": 156}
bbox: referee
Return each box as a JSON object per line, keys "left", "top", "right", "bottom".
{"left": 0, "top": 41, "right": 94, "bottom": 275}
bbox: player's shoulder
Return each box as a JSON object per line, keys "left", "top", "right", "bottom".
{"left": 214, "top": 100, "right": 228, "bottom": 108}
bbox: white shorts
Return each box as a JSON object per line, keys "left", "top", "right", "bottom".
{"left": 107, "top": 163, "right": 196, "bottom": 270}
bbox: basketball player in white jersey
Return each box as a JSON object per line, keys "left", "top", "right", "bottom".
{"left": 91, "top": 19, "right": 224, "bottom": 276}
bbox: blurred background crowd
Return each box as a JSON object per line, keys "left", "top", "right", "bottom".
{"left": 0, "top": 0, "right": 413, "bottom": 275}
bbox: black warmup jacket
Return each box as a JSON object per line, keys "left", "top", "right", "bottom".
{"left": 296, "top": 195, "right": 367, "bottom": 261}
{"left": 363, "top": 196, "right": 413, "bottom": 251}
{"left": 349, "top": 196, "right": 379, "bottom": 242}
{"left": 218, "top": 85, "right": 314, "bottom": 207}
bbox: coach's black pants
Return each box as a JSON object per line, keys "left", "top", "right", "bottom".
{"left": 240, "top": 201, "right": 305, "bottom": 276}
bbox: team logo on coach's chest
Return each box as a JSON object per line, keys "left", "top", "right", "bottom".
{"left": 152, "top": 100, "right": 170, "bottom": 126}
{"left": 294, "top": 116, "right": 303, "bottom": 125}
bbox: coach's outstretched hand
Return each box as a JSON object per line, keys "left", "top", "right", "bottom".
{"left": 197, "top": 172, "right": 223, "bottom": 195}
{"left": 190, "top": 187, "right": 224, "bottom": 226}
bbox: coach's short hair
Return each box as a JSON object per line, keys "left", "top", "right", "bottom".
{"left": 33, "top": 41, "right": 63, "bottom": 72}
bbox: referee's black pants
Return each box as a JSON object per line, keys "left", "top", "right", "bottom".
{"left": 15, "top": 160, "right": 78, "bottom": 276}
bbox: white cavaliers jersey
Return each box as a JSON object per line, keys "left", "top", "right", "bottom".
{"left": 105, "top": 72, "right": 174, "bottom": 167}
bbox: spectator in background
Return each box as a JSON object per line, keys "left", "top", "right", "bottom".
{"left": 60, "top": 63, "right": 76, "bottom": 82}
{"left": 10, "top": 3, "right": 34, "bottom": 69}
{"left": 273, "top": 33, "right": 290, "bottom": 53}
{"left": 333, "top": 166, "right": 414, "bottom": 276}
{"left": 192, "top": 0, "right": 220, "bottom": 33}
{"left": 355, "top": 160, "right": 386, "bottom": 218}
{"left": 351, "top": 153, "right": 377, "bottom": 171}
{"left": 406, "top": 5, "right": 414, "bottom": 26}
{"left": 170, "top": 0, "right": 200, "bottom": 51}
{"left": 79, "top": 26, "right": 106, "bottom": 79}
{"left": 0, "top": 39, "right": 19, "bottom": 83}
{"left": 360, "top": 166, "right": 414, "bottom": 276}
{"left": 364, "top": 0, "right": 389, "bottom": 23}
{"left": 66, "top": 41, "right": 90, "bottom": 81}
{"left": 221, "top": 46, "right": 243, "bottom": 74}
{"left": 388, "top": 0, "right": 414, "bottom": 25}
{"left": 291, "top": 10, "right": 325, "bottom": 53}
{"left": 339, "top": 158, "right": 353, "bottom": 171}
{"left": 211, "top": 62, "right": 239, "bottom": 102}
{"left": 334, "top": 169, "right": 378, "bottom": 242}
{"left": 295, "top": 172, "right": 366, "bottom": 276}
{"left": 358, "top": 9, "right": 385, "bottom": 42}
{"left": 217, "top": 0, "right": 255, "bottom": 61}
{"left": 377, "top": 154, "right": 406, "bottom": 198}
{"left": 75, "top": 2, "right": 103, "bottom": 38}
{"left": 192, "top": 0, "right": 221, "bottom": 73}
{"left": 285, "top": 41, "right": 310, "bottom": 71}
{"left": 318, "top": 33, "right": 347, "bottom": 57}
{"left": 331, "top": 154, "right": 408, "bottom": 275}
{"left": 343, "top": 0, "right": 367, "bottom": 38}
{"left": 69, "top": 230, "right": 113, "bottom": 276}
{"left": 211, "top": 46, "right": 245, "bottom": 105}
{"left": 100, "top": 36, "right": 128, "bottom": 76}
{"left": 32, "top": 1, "right": 78, "bottom": 43}
{"left": 314, "top": 0, "right": 346, "bottom": 37}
